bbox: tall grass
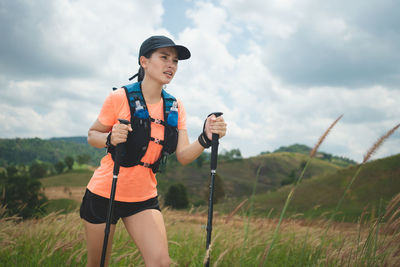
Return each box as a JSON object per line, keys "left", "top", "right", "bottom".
{"left": 335, "top": 123, "right": 400, "bottom": 219}
{"left": 315, "top": 123, "right": 400, "bottom": 255}
{"left": 260, "top": 114, "right": 343, "bottom": 265}
{"left": 239, "top": 162, "right": 263, "bottom": 266}
{"left": 1, "top": 204, "right": 400, "bottom": 266}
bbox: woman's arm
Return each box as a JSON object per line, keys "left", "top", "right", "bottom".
{"left": 87, "top": 119, "right": 132, "bottom": 148}
{"left": 175, "top": 129, "right": 204, "bottom": 165}
{"left": 175, "top": 115, "right": 227, "bottom": 165}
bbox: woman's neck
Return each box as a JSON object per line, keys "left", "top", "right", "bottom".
{"left": 141, "top": 78, "right": 163, "bottom": 104}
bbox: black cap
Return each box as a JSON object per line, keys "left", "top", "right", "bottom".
{"left": 138, "top": 35, "right": 191, "bottom": 65}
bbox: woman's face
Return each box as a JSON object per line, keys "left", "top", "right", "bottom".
{"left": 141, "top": 47, "right": 178, "bottom": 85}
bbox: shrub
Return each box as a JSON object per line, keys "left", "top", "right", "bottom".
{"left": 1, "top": 169, "right": 47, "bottom": 218}
{"left": 165, "top": 184, "right": 189, "bottom": 209}
{"left": 64, "top": 156, "right": 74, "bottom": 170}
{"left": 54, "top": 161, "right": 65, "bottom": 174}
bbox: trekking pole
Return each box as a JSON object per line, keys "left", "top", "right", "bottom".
{"left": 205, "top": 112, "right": 223, "bottom": 267}
{"left": 100, "top": 119, "right": 129, "bottom": 267}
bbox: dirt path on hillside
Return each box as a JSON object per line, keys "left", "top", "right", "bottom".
{"left": 43, "top": 186, "right": 86, "bottom": 202}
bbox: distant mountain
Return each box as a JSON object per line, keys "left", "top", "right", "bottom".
{"left": 261, "top": 143, "right": 357, "bottom": 167}
{"left": 273, "top": 143, "right": 312, "bottom": 154}
{"left": 49, "top": 136, "right": 89, "bottom": 145}
{"left": 0, "top": 137, "right": 106, "bottom": 166}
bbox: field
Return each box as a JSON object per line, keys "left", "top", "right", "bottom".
{"left": 2, "top": 156, "right": 399, "bottom": 265}
{"left": 1, "top": 194, "right": 400, "bottom": 266}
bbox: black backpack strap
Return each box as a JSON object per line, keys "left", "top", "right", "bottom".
{"left": 123, "top": 82, "right": 148, "bottom": 119}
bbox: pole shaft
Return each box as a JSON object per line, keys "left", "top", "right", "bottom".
{"left": 100, "top": 175, "right": 118, "bottom": 267}
{"left": 205, "top": 171, "right": 216, "bottom": 267}
{"left": 205, "top": 133, "right": 219, "bottom": 267}
{"left": 206, "top": 172, "right": 216, "bottom": 244}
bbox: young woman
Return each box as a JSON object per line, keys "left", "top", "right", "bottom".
{"left": 80, "top": 35, "right": 227, "bottom": 267}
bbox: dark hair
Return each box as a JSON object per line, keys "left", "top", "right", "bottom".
{"left": 129, "top": 50, "right": 155, "bottom": 82}
{"left": 135, "top": 66, "right": 145, "bottom": 82}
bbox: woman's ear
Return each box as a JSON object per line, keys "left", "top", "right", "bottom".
{"left": 139, "top": 56, "right": 148, "bottom": 68}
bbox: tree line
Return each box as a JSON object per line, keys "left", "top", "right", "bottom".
{"left": 15, "top": 154, "right": 92, "bottom": 179}
{"left": 0, "top": 137, "right": 105, "bottom": 167}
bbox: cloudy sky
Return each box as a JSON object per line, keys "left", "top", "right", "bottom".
{"left": 1, "top": 0, "right": 399, "bottom": 163}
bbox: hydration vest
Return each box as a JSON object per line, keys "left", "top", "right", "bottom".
{"left": 108, "top": 82, "right": 179, "bottom": 173}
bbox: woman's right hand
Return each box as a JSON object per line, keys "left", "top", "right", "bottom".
{"left": 110, "top": 122, "right": 132, "bottom": 146}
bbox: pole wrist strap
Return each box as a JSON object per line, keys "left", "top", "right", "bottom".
{"left": 198, "top": 113, "right": 215, "bottom": 149}
{"left": 106, "top": 132, "right": 115, "bottom": 153}
{"left": 198, "top": 132, "right": 212, "bottom": 148}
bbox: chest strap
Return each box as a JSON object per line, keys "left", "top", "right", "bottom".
{"left": 150, "top": 117, "right": 167, "bottom": 126}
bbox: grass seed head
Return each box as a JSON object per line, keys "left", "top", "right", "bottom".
{"left": 363, "top": 123, "right": 400, "bottom": 163}
{"left": 225, "top": 198, "right": 248, "bottom": 224}
{"left": 310, "top": 114, "right": 343, "bottom": 158}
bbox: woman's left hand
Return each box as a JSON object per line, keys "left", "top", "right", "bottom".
{"left": 205, "top": 114, "right": 227, "bottom": 140}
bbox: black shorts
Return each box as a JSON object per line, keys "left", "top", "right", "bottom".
{"left": 80, "top": 189, "right": 161, "bottom": 224}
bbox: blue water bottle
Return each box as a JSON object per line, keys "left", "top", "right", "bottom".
{"left": 167, "top": 101, "right": 178, "bottom": 127}
{"left": 134, "top": 99, "right": 149, "bottom": 119}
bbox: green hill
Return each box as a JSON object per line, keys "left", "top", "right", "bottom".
{"left": 157, "top": 152, "right": 342, "bottom": 204}
{"left": 33, "top": 146, "right": 399, "bottom": 224}
{"left": 0, "top": 136, "right": 344, "bottom": 202}
{"left": 36, "top": 151, "right": 341, "bottom": 206}
{"left": 3, "top": 136, "right": 397, "bottom": 224}
{"left": 246, "top": 153, "right": 400, "bottom": 221}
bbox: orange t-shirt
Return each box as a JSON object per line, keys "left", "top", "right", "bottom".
{"left": 87, "top": 88, "right": 186, "bottom": 202}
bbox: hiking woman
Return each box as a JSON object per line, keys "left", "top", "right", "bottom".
{"left": 80, "top": 35, "right": 227, "bottom": 267}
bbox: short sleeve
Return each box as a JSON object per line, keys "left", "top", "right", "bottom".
{"left": 98, "top": 92, "right": 117, "bottom": 126}
{"left": 177, "top": 99, "right": 187, "bottom": 130}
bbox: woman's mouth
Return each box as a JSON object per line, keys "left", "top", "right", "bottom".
{"left": 163, "top": 71, "right": 173, "bottom": 78}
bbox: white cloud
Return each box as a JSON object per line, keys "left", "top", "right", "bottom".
{"left": 220, "top": 0, "right": 400, "bottom": 87}
{"left": 0, "top": 0, "right": 399, "bottom": 164}
{"left": 0, "top": 0, "right": 165, "bottom": 79}
{"left": 0, "top": 0, "right": 168, "bottom": 137}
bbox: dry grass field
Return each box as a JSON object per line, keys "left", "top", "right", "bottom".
{"left": 1, "top": 195, "right": 400, "bottom": 266}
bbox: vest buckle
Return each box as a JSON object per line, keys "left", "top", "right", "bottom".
{"left": 142, "top": 162, "right": 151, "bottom": 168}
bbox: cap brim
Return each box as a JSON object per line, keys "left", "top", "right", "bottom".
{"left": 154, "top": 44, "right": 191, "bottom": 60}
{"left": 175, "top": 45, "right": 191, "bottom": 60}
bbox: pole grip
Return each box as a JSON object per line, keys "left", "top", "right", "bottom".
{"left": 113, "top": 119, "right": 130, "bottom": 175}
{"left": 210, "top": 112, "right": 223, "bottom": 170}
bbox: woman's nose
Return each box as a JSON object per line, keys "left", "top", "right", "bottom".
{"left": 167, "top": 60, "right": 177, "bottom": 68}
